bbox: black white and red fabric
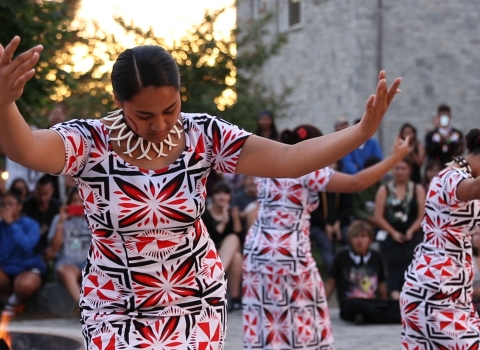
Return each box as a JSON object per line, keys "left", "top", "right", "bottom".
{"left": 243, "top": 169, "right": 336, "bottom": 349}
{"left": 51, "top": 112, "right": 251, "bottom": 350}
{"left": 401, "top": 166, "right": 480, "bottom": 349}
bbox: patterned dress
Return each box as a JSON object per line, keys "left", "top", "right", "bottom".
{"left": 243, "top": 168, "right": 336, "bottom": 350}
{"left": 401, "top": 166, "right": 480, "bottom": 349}
{"left": 51, "top": 112, "right": 251, "bottom": 350}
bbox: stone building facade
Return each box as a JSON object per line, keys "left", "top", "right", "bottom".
{"left": 237, "top": 0, "right": 480, "bottom": 152}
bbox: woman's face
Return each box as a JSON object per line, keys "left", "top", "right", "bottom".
{"left": 12, "top": 180, "right": 28, "bottom": 197}
{"left": 257, "top": 115, "right": 273, "bottom": 131}
{"left": 212, "top": 191, "right": 231, "bottom": 207}
{"left": 115, "top": 86, "right": 182, "bottom": 143}
{"left": 393, "top": 161, "right": 411, "bottom": 183}
{"left": 401, "top": 126, "right": 416, "bottom": 144}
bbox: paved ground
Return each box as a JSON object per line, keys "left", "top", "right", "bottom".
{"left": 6, "top": 308, "right": 401, "bottom": 349}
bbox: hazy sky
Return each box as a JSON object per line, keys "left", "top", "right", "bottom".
{"left": 77, "top": 0, "right": 236, "bottom": 46}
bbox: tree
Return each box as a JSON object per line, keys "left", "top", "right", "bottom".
{"left": 116, "top": 6, "right": 290, "bottom": 131}
{"left": 0, "top": 0, "right": 120, "bottom": 125}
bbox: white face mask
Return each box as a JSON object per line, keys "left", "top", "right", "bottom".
{"left": 439, "top": 115, "right": 450, "bottom": 127}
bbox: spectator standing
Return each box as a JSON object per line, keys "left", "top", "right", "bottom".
{"left": 374, "top": 158, "right": 425, "bottom": 299}
{"left": 22, "top": 175, "right": 60, "bottom": 255}
{"left": 255, "top": 110, "right": 278, "bottom": 140}
{"left": 310, "top": 160, "right": 353, "bottom": 271}
{"left": 0, "top": 190, "right": 46, "bottom": 314}
{"left": 342, "top": 118, "right": 384, "bottom": 174}
{"left": 425, "top": 104, "right": 464, "bottom": 167}
{"left": 399, "top": 123, "right": 425, "bottom": 183}
{"left": 45, "top": 188, "right": 91, "bottom": 305}
{"left": 422, "top": 159, "right": 442, "bottom": 191}
{"left": 8, "top": 177, "right": 30, "bottom": 202}
{"left": 325, "top": 220, "right": 401, "bottom": 325}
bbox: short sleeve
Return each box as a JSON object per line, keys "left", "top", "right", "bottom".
{"left": 50, "top": 121, "right": 91, "bottom": 176}
{"left": 439, "top": 169, "right": 471, "bottom": 206}
{"left": 303, "top": 167, "right": 335, "bottom": 192}
{"left": 208, "top": 116, "right": 252, "bottom": 174}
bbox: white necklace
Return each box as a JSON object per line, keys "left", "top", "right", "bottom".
{"left": 103, "top": 110, "right": 184, "bottom": 160}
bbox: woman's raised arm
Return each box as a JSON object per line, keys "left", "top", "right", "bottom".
{"left": 0, "top": 37, "right": 66, "bottom": 174}
{"left": 236, "top": 71, "right": 402, "bottom": 178}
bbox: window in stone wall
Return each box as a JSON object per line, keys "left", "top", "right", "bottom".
{"left": 278, "top": 0, "right": 303, "bottom": 32}
{"left": 253, "top": 0, "right": 268, "bottom": 19}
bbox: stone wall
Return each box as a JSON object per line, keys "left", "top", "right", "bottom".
{"left": 237, "top": 0, "right": 480, "bottom": 152}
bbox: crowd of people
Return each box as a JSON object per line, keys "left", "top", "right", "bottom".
{"left": 1, "top": 35, "right": 480, "bottom": 350}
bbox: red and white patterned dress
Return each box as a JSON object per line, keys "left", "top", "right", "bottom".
{"left": 51, "top": 112, "right": 251, "bottom": 350}
{"left": 243, "top": 168, "right": 336, "bottom": 350}
{"left": 401, "top": 166, "right": 480, "bottom": 349}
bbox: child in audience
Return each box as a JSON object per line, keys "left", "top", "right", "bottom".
{"left": 325, "top": 220, "right": 401, "bottom": 325}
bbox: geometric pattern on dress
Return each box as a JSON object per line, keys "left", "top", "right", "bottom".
{"left": 243, "top": 168, "right": 335, "bottom": 349}
{"left": 401, "top": 167, "right": 480, "bottom": 349}
{"left": 52, "top": 113, "right": 250, "bottom": 349}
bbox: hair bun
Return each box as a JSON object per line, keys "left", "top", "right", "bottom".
{"left": 279, "top": 129, "right": 298, "bottom": 145}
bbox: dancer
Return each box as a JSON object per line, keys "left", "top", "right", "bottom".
{"left": 401, "top": 128, "right": 480, "bottom": 349}
{"left": 243, "top": 125, "right": 409, "bottom": 349}
{"left": 0, "top": 36, "right": 401, "bottom": 349}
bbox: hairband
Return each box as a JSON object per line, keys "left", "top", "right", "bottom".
{"left": 297, "top": 127, "right": 307, "bottom": 139}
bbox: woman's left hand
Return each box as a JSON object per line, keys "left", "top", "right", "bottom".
{"left": 392, "top": 136, "right": 410, "bottom": 160}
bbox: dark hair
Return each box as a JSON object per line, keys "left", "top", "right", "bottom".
{"left": 1, "top": 189, "right": 22, "bottom": 204}
{"left": 363, "top": 156, "right": 381, "bottom": 169}
{"left": 279, "top": 125, "right": 323, "bottom": 145}
{"left": 255, "top": 110, "right": 278, "bottom": 140}
{"left": 423, "top": 160, "right": 442, "bottom": 183}
{"left": 399, "top": 123, "right": 417, "bottom": 139}
{"left": 36, "top": 174, "right": 55, "bottom": 188}
{"left": 66, "top": 187, "right": 80, "bottom": 205}
{"left": 211, "top": 181, "right": 231, "bottom": 195}
{"left": 10, "top": 178, "right": 28, "bottom": 191}
{"left": 399, "top": 157, "right": 413, "bottom": 168}
{"left": 111, "top": 46, "right": 180, "bottom": 102}
{"left": 437, "top": 104, "right": 451, "bottom": 114}
{"left": 465, "top": 128, "right": 480, "bottom": 154}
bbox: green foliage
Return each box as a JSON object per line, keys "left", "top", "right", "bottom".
{"left": 116, "top": 7, "right": 290, "bottom": 132}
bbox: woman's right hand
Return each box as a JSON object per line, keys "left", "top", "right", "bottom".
{"left": 0, "top": 36, "right": 43, "bottom": 107}
{"left": 390, "top": 230, "right": 405, "bottom": 244}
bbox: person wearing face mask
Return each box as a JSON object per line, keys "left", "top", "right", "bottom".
{"left": 425, "top": 104, "right": 464, "bottom": 167}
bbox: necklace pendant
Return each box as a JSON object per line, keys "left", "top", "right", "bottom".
{"left": 104, "top": 110, "right": 184, "bottom": 160}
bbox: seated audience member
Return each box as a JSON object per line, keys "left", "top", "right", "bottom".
{"left": 9, "top": 178, "right": 30, "bottom": 202}
{"left": 0, "top": 190, "right": 46, "bottom": 314}
{"left": 45, "top": 188, "right": 91, "bottom": 304}
{"left": 352, "top": 157, "right": 383, "bottom": 227}
{"left": 342, "top": 118, "right": 383, "bottom": 174}
{"left": 422, "top": 159, "right": 442, "bottom": 191}
{"left": 201, "top": 182, "right": 243, "bottom": 311}
{"left": 325, "top": 220, "right": 401, "bottom": 325}
{"left": 310, "top": 160, "right": 353, "bottom": 271}
{"left": 373, "top": 158, "right": 425, "bottom": 299}
{"left": 22, "top": 174, "right": 60, "bottom": 255}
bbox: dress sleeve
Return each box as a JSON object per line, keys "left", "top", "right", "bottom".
{"left": 50, "top": 121, "right": 91, "bottom": 177}
{"left": 207, "top": 116, "right": 252, "bottom": 174}
{"left": 442, "top": 169, "right": 471, "bottom": 206}
{"left": 303, "top": 167, "right": 335, "bottom": 192}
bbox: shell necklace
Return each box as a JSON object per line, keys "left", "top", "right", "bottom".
{"left": 103, "top": 110, "right": 183, "bottom": 160}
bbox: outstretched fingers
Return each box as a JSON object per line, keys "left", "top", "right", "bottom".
{"left": 386, "top": 77, "right": 402, "bottom": 104}
{"left": 0, "top": 36, "right": 20, "bottom": 67}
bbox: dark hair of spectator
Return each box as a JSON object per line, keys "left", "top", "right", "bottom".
{"left": 36, "top": 174, "right": 54, "bottom": 188}
{"left": 354, "top": 118, "right": 362, "bottom": 125}
{"left": 363, "top": 156, "right": 382, "bottom": 169}
{"left": 399, "top": 157, "right": 413, "bottom": 168}
{"left": 465, "top": 128, "right": 480, "bottom": 154}
{"left": 437, "top": 104, "right": 451, "bottom": 114}
{"left": 211, "top": 181, "right": 232, "bottom": 195}
{"left": 2, "top": 189, "right": 22, "bottom": 204}
{"left": 399, "top": 123, "right": 418, "bottom": 141}
{"left": 66, "top": 187, "right": 80, "bottom": 205}
{"left": 279, "top": 125, "right": 323, "bottom": 145}
{"left": 255, "top": 110, "right": 279, "bottom": 140}
{"left": 347, "top": 220, "right": 374, "bottom": 240}
{"left": 111, "top": 46, "right": 180, "bottom": 102}
{"left": 10, "top": 178, "right": 28, "bottom": 191}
